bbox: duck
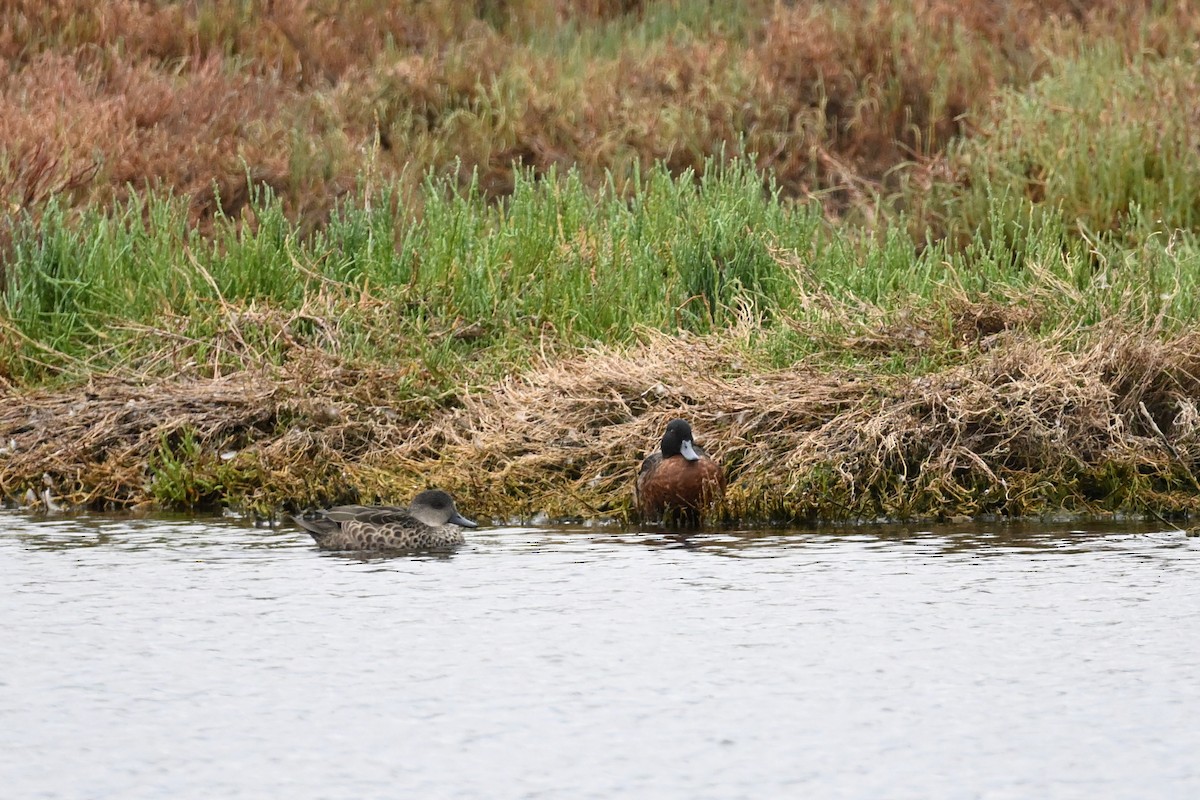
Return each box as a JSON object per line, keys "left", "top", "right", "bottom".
{"left": 293, "top": 489, "right": 477, "bottom": 551}
{"left": 635, "top": 418, "right": 726, "bottom": 524}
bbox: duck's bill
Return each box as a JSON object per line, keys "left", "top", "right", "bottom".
{"left": 451, "top": 513, "right": 478, "bottom": 528}
{"left": 679, "top": 439, "right": 700, "bottom": 461}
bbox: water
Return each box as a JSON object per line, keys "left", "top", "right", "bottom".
{"left": 2, "top": 513, "right": 1198, "bottom": 799}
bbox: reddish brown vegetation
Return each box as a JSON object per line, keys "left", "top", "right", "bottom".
{"left": 1, "top": 0, "right": 1196, "bottom": 227}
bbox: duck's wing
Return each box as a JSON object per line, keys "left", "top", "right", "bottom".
{"left": 635, "top": 452, "right": 662, "bottom": 511}
{"left": 637, "top": 452, "right": 662, "bottom": 477}
{"left": 322, "top": 505, "right": 419, "bottom": 526}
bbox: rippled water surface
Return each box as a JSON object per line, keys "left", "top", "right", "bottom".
{"left": 2, "top": 513, "right": 1199, "bottom": 799}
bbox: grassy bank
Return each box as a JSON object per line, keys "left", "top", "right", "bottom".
{"left": 3, "top": 2, "right": 1200, "bottom": 522}
{"left": 4, "top": 153, "right": 1200, "bottom": 521}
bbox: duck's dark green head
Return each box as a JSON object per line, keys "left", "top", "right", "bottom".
{"left": 411, "top": 489, "right": 478, "bottom": 528}
{"left": 660, "top": 418, "right": 700, "bottom": 462}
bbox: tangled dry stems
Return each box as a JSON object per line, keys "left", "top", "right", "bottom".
{"left": 5, "top": 320, "right": 1200, "bottom": 522}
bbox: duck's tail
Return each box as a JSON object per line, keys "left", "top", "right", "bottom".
{"left": 292, "top": 510, "right": 338, "bottom": 543}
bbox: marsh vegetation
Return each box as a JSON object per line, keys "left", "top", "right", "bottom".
{"left": 3, "top": 1, "right": 1200, "bottom": 521}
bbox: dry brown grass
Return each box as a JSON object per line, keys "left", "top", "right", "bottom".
{"left": 6, "top": 316, "right": 1200, "bottom": 522}
{"left": 0, "top": 358, "right": 425, "bottom": 511}
{"left": 386, "top": 322, "right": 1200, "bottom": 522}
